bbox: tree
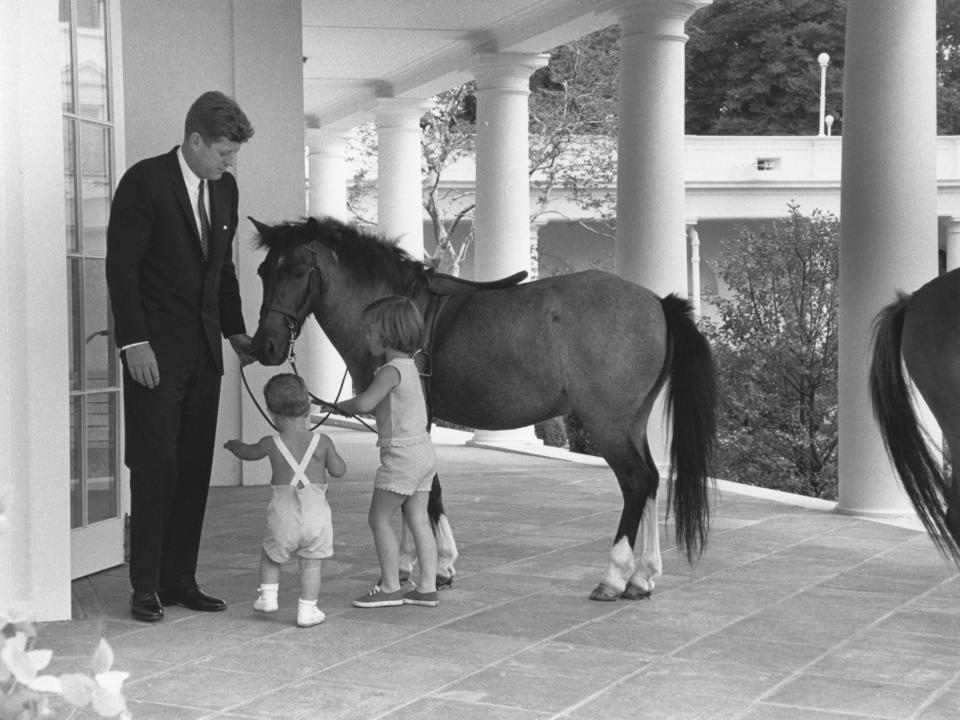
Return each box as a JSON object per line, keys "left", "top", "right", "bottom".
{"left": 705, "top": 204, "right": 840, "bottom": 498}
{"left": 937, "top": 0, "right": 960, "bottom": 133}
{"left": 685, "top": 0, "right": 847, "bottom": 135}
{"left": 687, "top": 0, "right": 960, "bottom": 135}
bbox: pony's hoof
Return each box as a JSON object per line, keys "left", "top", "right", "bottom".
{"left": 437, "top": 573, "right": 454, "bottom": 590}
{"left": 621, "top": 583, "right": 652, "bottom": 600}
{"left": 588, "top": 583, "right": 622, "bottom": 601}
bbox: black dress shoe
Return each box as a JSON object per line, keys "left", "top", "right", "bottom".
{"left": 158, "top": 587, "right": 227, "bottom": 612}
{"left": 130, "top": 592, "right": 163, "bottom": 622}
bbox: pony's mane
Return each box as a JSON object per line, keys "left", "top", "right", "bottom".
{"left": 255, "top": 216, "right": 429, "bottom": 295}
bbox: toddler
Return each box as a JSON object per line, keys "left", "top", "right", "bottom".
{"left": 224, "top": 373, "right": 346, "bottom": 627}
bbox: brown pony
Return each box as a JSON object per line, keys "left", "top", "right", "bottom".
{"left": 249, "top": 216, "right": 717, "bottom": 600}
{"left": 869, "top": 269, "right": 960, "bottom": 564}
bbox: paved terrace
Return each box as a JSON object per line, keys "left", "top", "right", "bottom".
{"left": 45, "top": 425, "right": 960, "bottom": 719}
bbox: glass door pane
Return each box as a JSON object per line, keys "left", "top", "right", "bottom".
{"left": 86, "top": 393, "right": 118, "bottom": 524}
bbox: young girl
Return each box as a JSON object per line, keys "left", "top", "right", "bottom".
{"left": 224, "top": 373, "right": 346, "bottom": 627}
{"left": 336, "top": 296, "right": 440, "bottom": 608}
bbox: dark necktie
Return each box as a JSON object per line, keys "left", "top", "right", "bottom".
{"left": 197, "top": 179, "right": 211, "bottom": 262}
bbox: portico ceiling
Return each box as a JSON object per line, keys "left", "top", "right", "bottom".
{"left": 301, "top": 0, "right": 625, "bottom": 130}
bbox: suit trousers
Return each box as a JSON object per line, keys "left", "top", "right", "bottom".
{"left": 122, "top": 334, "right": 221, "bottom": 593}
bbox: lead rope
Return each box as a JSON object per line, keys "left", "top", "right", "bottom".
{"left": 240, "top": 319, "right": 376, "bottom": 434}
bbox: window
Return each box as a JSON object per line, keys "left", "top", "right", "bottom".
{"left": 61, "top": 0, "right": 120, "bottom": 529}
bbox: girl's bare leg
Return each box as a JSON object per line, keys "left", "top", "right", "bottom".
{"left": 403, "top": 491, "right": 437, "bottom": 593}
{"left": 369, "top": 489, "right": 406, "bottom": 593}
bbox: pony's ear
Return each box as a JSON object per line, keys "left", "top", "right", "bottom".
{"left": 247, "top": 216, "right": 271, "bottom": 237}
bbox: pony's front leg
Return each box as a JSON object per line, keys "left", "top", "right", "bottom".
{"left": 623, "top": 494, "right": 661, "bottom": 599}
{"left": 435, "top": 513, "right": 458, "bottom": 587}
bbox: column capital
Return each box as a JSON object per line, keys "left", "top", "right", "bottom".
{"left": 470, "top": 52, "right": 550, "bottom": 93}
{"left": 615, "top": 0, "right": 712, "bottom": 39}
{"left": 373, "top": 97, "right": 432, "bottom": 128}
{"left": 305, "top": 127, "right": 352, "bottom": 155}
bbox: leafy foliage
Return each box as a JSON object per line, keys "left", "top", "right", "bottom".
{"left": 705, "top": 205, "right": 839, "bottom": 498}
{"left": 687, "top": 0, "right": 960, "bottom": 135}
{"left": 685, "top": 0, "right": 846, "bottom": 135}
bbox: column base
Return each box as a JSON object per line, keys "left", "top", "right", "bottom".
{"left": 467, "top": 427, "right": 543, "bottom": 449}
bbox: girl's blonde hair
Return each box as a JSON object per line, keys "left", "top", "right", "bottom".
{"left": 362, "top": 296, "right": 423, "bottom": 354}
{"left": 263, "top": 373, "right": 311, "bottom": 417}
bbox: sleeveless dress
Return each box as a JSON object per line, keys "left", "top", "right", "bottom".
{"left": 262, "top": 433, "right": 333, "bottom": 563}
{"left": 373, "top": 357, "right": 437, "bottom": 495}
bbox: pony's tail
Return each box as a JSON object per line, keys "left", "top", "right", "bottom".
{"left": 427, "top": 473, "right": 444, "bottom": 531}
{"left": 868, "top": 294, "right": 960, "bottom": 563}
{"left": 660, "top": 294, "right": 718, "bottom": 562}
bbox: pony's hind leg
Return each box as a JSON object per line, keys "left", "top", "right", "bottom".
{"left": 590, "top": 440, "right": 658, "bottom": 601}
{"left": 623, "top": 492, "right": 661, "bottom": 599}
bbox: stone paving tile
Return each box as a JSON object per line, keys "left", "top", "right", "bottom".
{"left": 225, "top": 677, "right": 422, "bottom": 719}
{"left": 50, "top": 427, "right": 960, "bottom": 720}
{"left": 434, "top": 664, "right": 619, "bottom": 714}
{"left": 127, "top": 664, "right": 287, "bottom": 710}
{"left": 378, "top": 697, "right": 552, "bottom": 719}
{"left": 765, "top": 673, "right": 935, "bottom": 718}
{"left": 568, "top": 681, "right": 747, "bottom": 720}
{"left": 739, "top": 706, "right": 887, "bottom": 720}
{"left": 918, "top": 689, "right": 960, "bottom": 720}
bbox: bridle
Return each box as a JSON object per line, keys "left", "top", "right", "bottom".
{"left": 242, "top": 246, "right": 374, "bottom": 432}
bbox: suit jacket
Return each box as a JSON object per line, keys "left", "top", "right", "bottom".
{"left": 106, "top": 147, "right": 246, "bottom": 375}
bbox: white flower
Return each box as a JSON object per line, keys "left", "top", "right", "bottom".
{"left": 0, "top": 631, "right": 62, "bottom": 694}
{"left": 59, "top": 639, "right": 130, "bottom": 718}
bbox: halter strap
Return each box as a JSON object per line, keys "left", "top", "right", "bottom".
{"left": 273, "top": 433, "right": 321, "bottom": 486}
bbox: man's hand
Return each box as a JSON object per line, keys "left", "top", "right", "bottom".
{"left": 125, "top": 343, "right": 159, "bottom": 388}
{"left": 229, "top": 334, "right": 256, "bottom": 366}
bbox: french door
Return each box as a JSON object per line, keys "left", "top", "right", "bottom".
{"left": 62, "top": 0, "right": 127, "bottom": 578}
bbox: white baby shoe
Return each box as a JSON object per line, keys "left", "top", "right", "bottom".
{"left": 253, "top": 584, "right": 279, "bottom": 613}
{"left": 297, "top": 599, "right": 326, "bottom": 628}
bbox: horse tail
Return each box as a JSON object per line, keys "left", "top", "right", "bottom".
{"left": 427, "top": 473, "right": 444, "bottom": 531}
{"left": 660, "top": 294, "right": 718, "bottom": 562}
{"left": 868, "top": 294, "right": 960, "bottom": 563}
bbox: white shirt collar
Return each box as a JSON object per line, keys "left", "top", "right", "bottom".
{"left": 177, "top": 146, "right": 202, "bottom": 191}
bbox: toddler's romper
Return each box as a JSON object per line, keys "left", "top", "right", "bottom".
{"left": 262, "top": 433, "right": 333, "bottom": 563}
{"left": 372, "top": 357, "right": 437, "bottom": 495}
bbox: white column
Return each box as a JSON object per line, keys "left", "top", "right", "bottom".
{"left": 472, "top": 52, "right": 550, "bottom": 280}
{"left": 305, "top": 128, "right": 353, "bottom": 404}
{"left": 1, "top": 0, "right": 71, "bottom": 620}
{"left": 945, "top": 218, "right": 960, "bottom": 271}
{"left": 468, "top": 52, "right": 549, "bottom": 448}
{"left": 615, "top": 1, "right": 707, "bottom": 470}
{"left": 687, "top": 222, "right": 701, "bottom": 318}
{"left": 529, "top": 220, "right": 546, "bottom": 281}
{"left": 615, "top": 0, "right": 708, "bottom": 296}
{"left": 838, "top": 0, "right": 937, "bottom": 517}
{"left": 374, "top": 98, "right": 430, "bottom": 261}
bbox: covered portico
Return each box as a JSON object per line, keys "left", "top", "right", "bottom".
{"left": 0, "top": 0, "right": 939, "bottom": 619}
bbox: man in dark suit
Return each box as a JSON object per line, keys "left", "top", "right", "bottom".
{"left": 106, "top": 91, "right": 256, "bottom": 622}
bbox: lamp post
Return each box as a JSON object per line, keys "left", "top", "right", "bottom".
{"left": 817, "top": 52, "right": 830, "bottom": 136}
{"left": 825, "top": 114, "right": 834, "bottom": 136}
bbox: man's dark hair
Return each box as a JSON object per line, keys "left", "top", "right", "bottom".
{"left": 184, "top": 91, "right": 254, "bottom": 144}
